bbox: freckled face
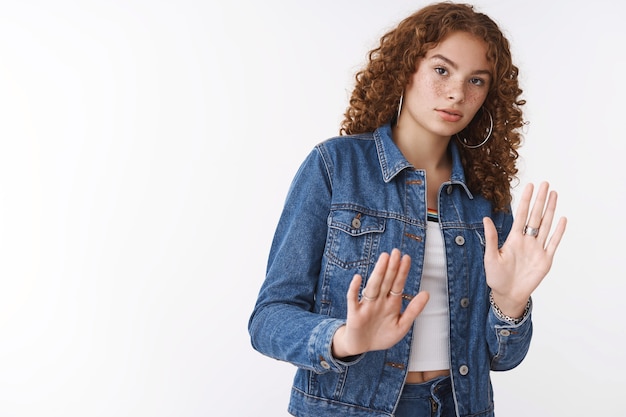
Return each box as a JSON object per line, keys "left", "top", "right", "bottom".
{"left": 399, "top": 31, "right": 492, "bottom": 140}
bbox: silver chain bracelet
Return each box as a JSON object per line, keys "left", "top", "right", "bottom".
{"left": 489, "top": 291, "right": 531, "bottom": 325}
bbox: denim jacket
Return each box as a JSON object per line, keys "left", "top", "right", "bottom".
{"left": 249, "top": 124, "right": 533, "bottom": 417}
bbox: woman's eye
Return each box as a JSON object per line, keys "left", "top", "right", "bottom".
{"left": 470, "top": 77, "right": 485, "bottom": 86}
{"left": 435, "top": 67, "right": 447, "bottom": 76}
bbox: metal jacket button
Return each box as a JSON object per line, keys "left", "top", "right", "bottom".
{"left": 455, "top": 236, "right": 465, "bottom": 245}
{"left": 460, "top": 298, "right": 470, "bottom": 308}
{"left": 351, "top": 218, "right": 361, "bottom": 229}
{"left": 459, "top": 365, "right": 469, "bottom": 375}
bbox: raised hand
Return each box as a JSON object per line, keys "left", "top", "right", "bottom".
{"left": 331, "top": 249, "right": 429, "bottom": 359}
{"left": 483, "top": 182, "right": 567, "bottom": 318}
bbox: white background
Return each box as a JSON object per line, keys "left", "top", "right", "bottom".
{"left": 0, "top": 0, "right": 624, "bottom": 416}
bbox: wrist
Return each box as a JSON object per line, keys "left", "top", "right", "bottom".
{"left": 331, "top": 325, "right": 352, "bottom": 359}
{"left": 489, "top": 291, "right": 531, "bottom": 324}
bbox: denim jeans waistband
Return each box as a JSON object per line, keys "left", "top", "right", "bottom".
{"left": 400, "top": 375, "right": 452, "bottom": 399}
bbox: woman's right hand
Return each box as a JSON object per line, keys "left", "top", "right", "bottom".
{"left": 331, "top": 248, "right": 430, "bottom": 358}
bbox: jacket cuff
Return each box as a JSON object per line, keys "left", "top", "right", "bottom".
{"left": 307, "top": 318, "right": 364, "bottom": 373}
{"left": 488, "top": 298, "right": 533, "bottom": 371}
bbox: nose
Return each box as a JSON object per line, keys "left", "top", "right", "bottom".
{"left": 446, "top": 80, "right": 466, "bottom": 102}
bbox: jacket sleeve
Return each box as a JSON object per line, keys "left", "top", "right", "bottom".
{"left": 248, "top": 146, "right": 361, "bottom": 374}
{"left": 486, "top": 301, "right": 533, "bottom": 371}
{"left": 486, "top": 208, "right": 534, "bottom": 371}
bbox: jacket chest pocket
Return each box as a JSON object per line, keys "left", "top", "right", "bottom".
{"left": 325, "top": 209, "right": 386, "bottom": 269}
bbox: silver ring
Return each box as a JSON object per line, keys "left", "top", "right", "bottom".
{"left": 361, "top": 289, "right": 378, "bottom": 301}
{"left": 523, "top": 225, "right": 539, "bottom": 237}
{"left": 389, "top": 290, "right": 403, "bottom": 296}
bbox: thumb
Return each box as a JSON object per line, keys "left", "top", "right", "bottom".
{"left": 398, "top": 291, "right": 430, "bottom": 328}
{"left": 346, "top": 274, "right": 363, "bottom": 312}
{"left": 483, "top": 217, "right": 500, "bottom": 261}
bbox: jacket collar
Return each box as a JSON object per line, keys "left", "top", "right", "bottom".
{"left": 374, "top": 123, "right": 473, "bottom": 199}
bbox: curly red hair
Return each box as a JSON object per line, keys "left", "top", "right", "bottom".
{"left": 340, "top": 2, "right": 525, "bottom": 211}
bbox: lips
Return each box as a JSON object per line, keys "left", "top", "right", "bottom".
{"left": 437, "top": 108, "right": 463, "bottom": 122}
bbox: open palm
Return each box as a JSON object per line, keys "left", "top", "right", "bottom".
{"left": 483, "top": 182, "right": 567, "bottom": 316}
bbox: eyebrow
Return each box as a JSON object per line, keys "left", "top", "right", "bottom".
{"left": 430, "top": 54, "right": 492, "bottom": 76}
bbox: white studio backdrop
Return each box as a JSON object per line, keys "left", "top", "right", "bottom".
{"left": 0, "top": 0, "right": 623, "bottom": 416}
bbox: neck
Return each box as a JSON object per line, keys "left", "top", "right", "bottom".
{"left": 391, "top": 122, "right": 452, "bottom": 171}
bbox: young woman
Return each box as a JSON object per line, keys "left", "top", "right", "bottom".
{"left": 249, "top": 3, "right": 567, "bottom": 416}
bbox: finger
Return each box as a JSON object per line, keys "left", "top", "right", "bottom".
{"left": 348, "top": 274, "right": 363, "bottom": 307}
{"left": 398, "top": 291, "right": 430, "bottom": 328}
{"left": 513, "top": 183, "right": 534, "bottom": 235}
{"left": 526, "top": 181, "right": 549, "bottom": 230}
{"left": 536, "top": 190, "right": 557, "bottom": 243}
{"left": 483, "top": 217, "right": 499, "bottom": 261}
{"left": 362, "top": 252, "right": 390, "bottom": 299}
{"left": 389, "top": 253, "right": 411, "bottom": 296}
{"left": 379, "top": 249, "right": 402, "bottom": 296}
{"left": 546, "top": 216, "right": 567, "bottom": 257}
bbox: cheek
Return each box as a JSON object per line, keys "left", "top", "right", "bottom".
{"left": 433, "top": 82, "right": 446, "bottom": 97}
{"left": 423, "top": 77, "right": 446, "bottom": 97}
{"left": 466, "top": 90, "right": 488, "bottom": 108}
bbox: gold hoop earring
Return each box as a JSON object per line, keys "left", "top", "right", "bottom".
{"left": 455, "top": 107, "right": 493, "bottom": 149}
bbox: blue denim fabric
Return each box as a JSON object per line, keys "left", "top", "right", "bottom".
{"left": 249, "top": 124, "right": 533, "bottom": 417}
{"left": 395, "top": 376, "right": 455, "bottom": 417}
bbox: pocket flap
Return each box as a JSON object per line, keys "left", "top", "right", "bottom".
{"left": 328, "top": 209, "right": 386, "bottom": 236}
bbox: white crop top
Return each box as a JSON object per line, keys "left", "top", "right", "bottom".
{"left": 407, "top": 217, "right": 451, "bottom": 372}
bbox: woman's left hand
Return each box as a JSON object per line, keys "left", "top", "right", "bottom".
{"left": 483, "top": 182, "right": 567, "bottom": 318}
